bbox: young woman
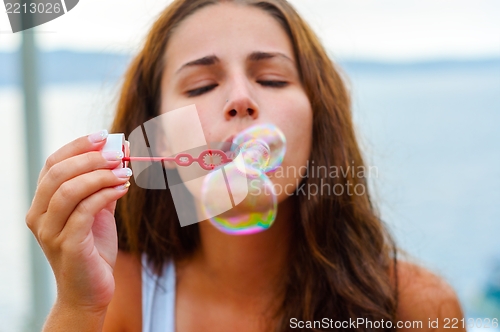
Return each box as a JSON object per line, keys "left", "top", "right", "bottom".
{"left": 26, "top": 0, "right": 465, "bottom": 331}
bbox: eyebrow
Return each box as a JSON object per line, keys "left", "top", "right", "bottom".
{"left": 175, "top": 51, "right": 294, "bottom": 74}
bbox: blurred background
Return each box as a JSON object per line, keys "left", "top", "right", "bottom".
{"left": 0, "top": 0, "right": 499, "bottom": 331}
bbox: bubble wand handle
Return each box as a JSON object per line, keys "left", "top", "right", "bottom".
{"left": 123, "top": 149, "right": 233, "bottom": 170}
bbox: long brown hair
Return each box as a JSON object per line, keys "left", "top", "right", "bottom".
{"left": 112, "top": 0, "right": 399, "bottom": 330}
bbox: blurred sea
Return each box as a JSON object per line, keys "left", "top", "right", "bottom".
{"left": 0, "top": 52, "right": 499, "bottom": 331}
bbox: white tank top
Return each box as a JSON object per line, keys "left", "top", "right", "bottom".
{"left": 142, "top": 254, "right": 176, "bottom": 332}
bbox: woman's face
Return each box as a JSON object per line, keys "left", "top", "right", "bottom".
{"left": 160, "top": 2, "right": 312, "bottom": 203}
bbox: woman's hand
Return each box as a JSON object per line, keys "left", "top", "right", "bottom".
{"left": 25, "top": 130, "right": 131, "bottom": 319}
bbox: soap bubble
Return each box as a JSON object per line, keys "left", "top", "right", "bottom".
{"left": 201, "top": 123, "right": 286, "bottom": 235}
{"left": 233, "top": 138, "right": 270, "bottom": 177}
{"left": 232, "top": 123, "right": 286, "bottom": 173}
{"left": 202, "top": 170, "right": 277, "bottom": 235}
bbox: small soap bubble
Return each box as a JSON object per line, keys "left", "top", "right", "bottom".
{"left": 232, "top": 123, "right": 286, "bottom": 173}
{"left": 234, "top": 139, "right": 270, "bottom": 177}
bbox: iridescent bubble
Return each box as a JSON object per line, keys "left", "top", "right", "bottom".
{"left": 232, "top": 123, "right": 286, "bottom": 173}
{"left": 202, "top": 171, "right": 276, "bottom": 235}
{"left": 201, "top": 123, "right": 286, "bottom": 235}
{"left": 233, "top": 138, "right": 270, "bottom": 177}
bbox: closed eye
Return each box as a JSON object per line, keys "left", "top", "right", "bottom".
{"left": 186, "top": 84, "right": 218, "bottom": 97}
{"left": 257, "top": 80, "right": 288, "bottom": 88}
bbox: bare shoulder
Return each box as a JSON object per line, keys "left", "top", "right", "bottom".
{"left": 103, "top": 250, "right": 142, "bottom": 332}
{"left": 394, "top": 260, "right": 465, "bottom": 331}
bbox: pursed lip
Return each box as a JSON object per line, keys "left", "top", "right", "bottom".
{"left": 221, "top": 135, "right": 235, "bottom": 152}
{"left": 208, "top": 135, "right": 235, "bottom": 154}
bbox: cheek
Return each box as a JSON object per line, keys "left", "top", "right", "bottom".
{"left": 197, "top": 108, "right": 220, "bottom": 142}
{"left": 160, "top": 90, "right": 218, "bottom": 147}
{"left": 268, "top": 90, "right": 312, "bottom": 200}
{"left": 280, "top": 91, "right": 313, "bottom": 163}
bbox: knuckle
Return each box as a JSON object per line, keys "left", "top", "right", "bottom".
{"left": 47, "top": 163, "right": 64, "bottom": 182}
{"left": 37, "top": 228, "right": 51, "bottom": 244}
{"left": 25, "top": 210, "right": 35, "bottom": 231}
{"left": 75, "top": 199, "right": 92, "bottom": 217}
{"left": 58, "top": 182, "right": 76, "bottom": 200}
{"left": 45, "top": 153, "right": 58, "bottom": 170}
{"left": 37, "top": 169, "right": 45, "bottom": 185}
{"left": 50, "top": 231, "right": 65, "bottom": 251}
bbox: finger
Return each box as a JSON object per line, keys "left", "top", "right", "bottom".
{"left": 62, "top": 187, "right": 127, "bottom": 262}
{"left": 31, "top": 151, "right": 123, "bottom": 217}
{"left": 42, "top": 168, "right": 131, "bottom": 237}
{"left": 38, "top": 130, "right": 110, "bottom": 183}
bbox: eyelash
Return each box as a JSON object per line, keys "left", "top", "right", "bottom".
{"left": 186, "top": 80, "right": 289, "bottom": 97}
{"left": 187, "top": 84, "right": 217, "bottom": 97}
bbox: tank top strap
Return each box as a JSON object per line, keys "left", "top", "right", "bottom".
{"left": 142, "top": 254, "right": 176, "bottom": 332}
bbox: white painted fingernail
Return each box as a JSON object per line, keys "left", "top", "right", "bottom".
{"left": 88, "top": 129, "right": 108, "bottom": 143}
{"left": 112, "top": 168, "right": 132, "bottom": 178}
{"left": 114, "top": 181, "right": 131, "bottom": 191}
{"left": 102, "top": 151, "right": 124, "bottom": 161}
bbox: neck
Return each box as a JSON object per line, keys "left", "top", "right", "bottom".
{"left": 191, "top": 197, "right": 296, "bottom": 300}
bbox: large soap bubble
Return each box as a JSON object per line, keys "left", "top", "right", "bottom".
{"left": 201, "top": 123, "right": 286, "bottom": 235}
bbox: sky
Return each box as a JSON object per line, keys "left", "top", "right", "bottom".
{"left": 0, "top": 0, "right": 499, "bottom": 61}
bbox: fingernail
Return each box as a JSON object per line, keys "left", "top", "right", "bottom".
{"left": 112, "top": 168, "right": 132, "bottom": 178}
{"left": 102, "top": 151, "right": 124, "bottom": 161}
{"left": 88, "top": 129, "right": 108, "bottom": 143}
{"left": 115, "top": 181, "right": 131, "bottom": 191}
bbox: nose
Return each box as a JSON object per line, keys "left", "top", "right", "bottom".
{"left": 223, "top": 76, "right": 259, "bottom": 121}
